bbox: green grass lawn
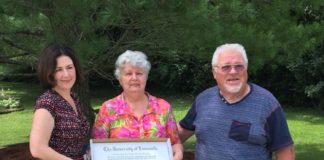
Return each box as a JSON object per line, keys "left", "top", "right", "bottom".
{"left": 1, "top": 81, "right": 324, "bottom": 159}
{"left": 0, "top": 81, "right": 40, "bottom": 146}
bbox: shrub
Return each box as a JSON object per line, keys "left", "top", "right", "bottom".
{"left": 0, "top": 97, "right": 21, "bottom": 109}
{"left": 0, "top": 88, "right": 21, "bottom": 110}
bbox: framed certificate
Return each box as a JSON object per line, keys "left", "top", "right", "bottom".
{"left": 90, "top": 138, "right": 173, "bottom": 160}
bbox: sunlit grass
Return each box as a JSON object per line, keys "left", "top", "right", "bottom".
{"left": 0, "top": 81, "right": 39, "bottom": 147}
{"left": 284, "top": 107, "right": 324, "bottom": 159}
{"left": 1, "top": 81, "right": 324, "bottom": 160}
{"left": 1, "top": 110, "right": 32, "bottom": 146}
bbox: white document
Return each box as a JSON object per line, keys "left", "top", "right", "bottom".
{"left": 90, "top": 138, "right": 173, "bottom": 160}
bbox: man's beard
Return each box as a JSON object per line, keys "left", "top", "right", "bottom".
{"left": 224, "top": 82, "right": 243, "bottom": 93}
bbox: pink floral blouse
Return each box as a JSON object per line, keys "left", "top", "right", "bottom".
{"left": 92, "top": 93, "right": 180, "bottom": 144}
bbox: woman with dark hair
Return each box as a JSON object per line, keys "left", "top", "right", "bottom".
{"left": 29, "top": 43, "right": 90, "bottom": 160}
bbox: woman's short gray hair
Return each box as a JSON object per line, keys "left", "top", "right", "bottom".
{"left": 114, "top": 50, "right": 151, "bottom": 79}
{"left": 211, "top": 43, "right": 248, "bottom": 67}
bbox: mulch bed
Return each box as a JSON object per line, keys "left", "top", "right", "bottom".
{"left": 0, "top": 142, "right": 194, "bottom": 160}
{"left": 0, "top": 143, "right": 35, "bottom": 160}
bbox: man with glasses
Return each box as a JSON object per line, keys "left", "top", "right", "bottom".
{"left": 177, "top": 43, "right": 295, "bottom": 160}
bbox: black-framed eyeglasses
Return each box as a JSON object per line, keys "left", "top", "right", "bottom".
{"left": 214, "top": 64, "right": 246, "bottom": 73}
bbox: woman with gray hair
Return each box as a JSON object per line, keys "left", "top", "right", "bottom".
{"left": 92, "top": 50, "right": 183, "bottom": 160}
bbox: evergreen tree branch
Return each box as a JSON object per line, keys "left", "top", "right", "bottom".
{"left": 0, "top": 28, "right": 44, "bottom": 36}
{"left": 1, "top": 37, "right": 34, "bottom": 54}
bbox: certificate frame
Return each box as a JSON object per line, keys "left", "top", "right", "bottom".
{"left": 90, "top": 138, "right": 173, "bottom": 160}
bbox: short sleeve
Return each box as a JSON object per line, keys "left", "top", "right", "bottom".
{"left": 166, "top": 106, "right": 180, "bottom": 144}
{"left": 92, "top": 102, "right": 111, "bottom": 139}
{"left": 35, "top": 96, "right": 55, "bottom": 117}
{"left": 265, "top": 106, "right": 293, "bottom": 151}
{"left": 179, "top": 100, "right": 197, "bottom": 131}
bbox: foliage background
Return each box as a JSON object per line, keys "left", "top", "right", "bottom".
{"left": 0, "top": 0, "right": 324, "bottom": 109}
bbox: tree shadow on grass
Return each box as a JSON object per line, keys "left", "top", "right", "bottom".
{"left": 295, "top": 143, "right": 324, "bottom": 160}
{"left": 284, "top": 107, "right": 324, "bottom": 125}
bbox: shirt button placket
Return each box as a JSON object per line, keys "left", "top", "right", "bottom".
{"left": 138, "top": 116, "right": 145, "bottom": 137}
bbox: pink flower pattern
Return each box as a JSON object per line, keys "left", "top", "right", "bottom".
{"left": 92, "top": 93, "right": 180, "bottom": 144}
